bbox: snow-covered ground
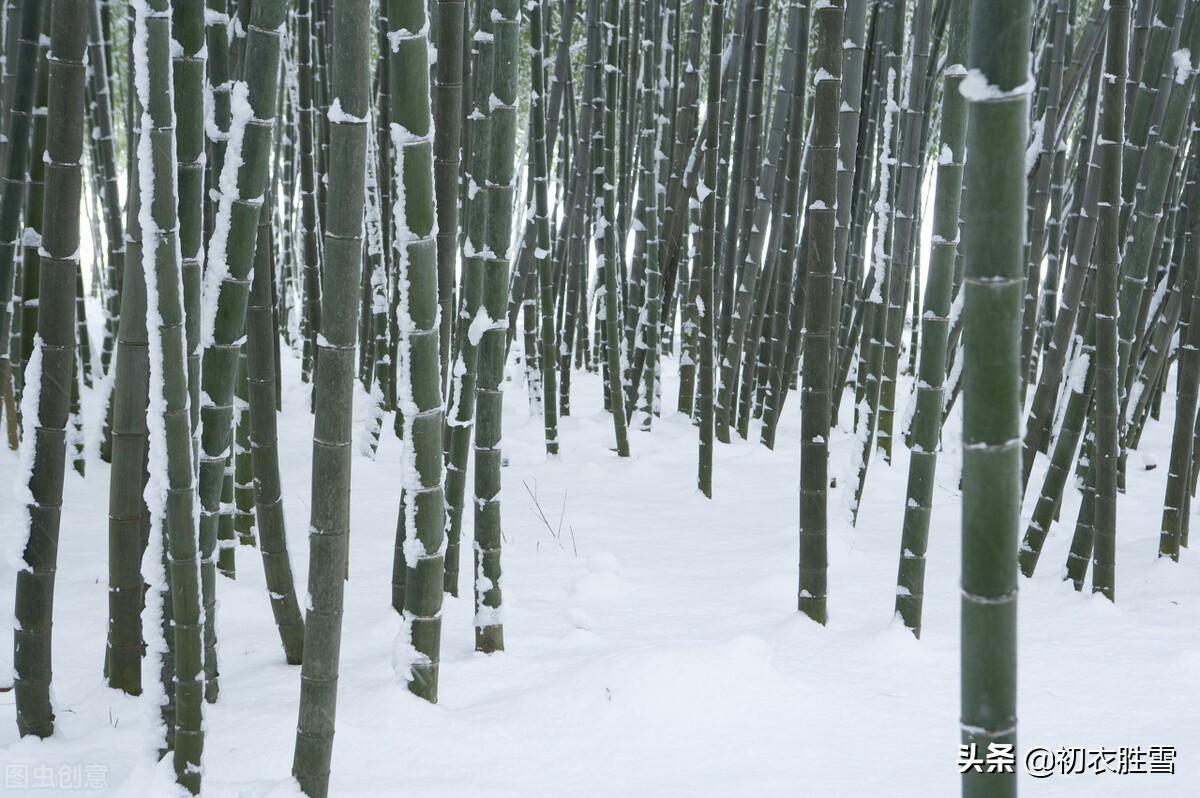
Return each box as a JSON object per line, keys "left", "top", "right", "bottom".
{"left": 1, "top": 345, "right": 1197, "bottom": 797}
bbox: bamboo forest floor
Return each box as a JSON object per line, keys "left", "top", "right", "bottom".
{"left": 2, "top": 337, "right": 1199, "bottom": 796}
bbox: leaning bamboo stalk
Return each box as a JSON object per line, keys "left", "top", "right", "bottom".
{"left": 894, "top": 0, "right": 967, "bottom": 637}
{"left": 1160, "top": 153, "right": 1200, "bottom": 559}
{"left": 245, "top": 202, "right": 305, "bottom": 664}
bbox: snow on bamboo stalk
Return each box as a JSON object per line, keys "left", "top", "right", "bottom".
{"left": 387, "top": 0, "right": 447, "bottom": 702}
{"left": 894, "top": 0, "right": 967, "bottom": 637}
{"left": 130, "top": 0, "right": 205, "bottom": 786}
{"left": 696, "top": 0, "right": 721, "bottom": 498}
{"left": 959, "top": 1, "right": 1029, "bottom": 794}
{"left": 473, "top": 0, "right": 520, "bottom": 654}
{"left": 291, "top": 1, "right": 370, "bottom": 794}
{"left": 195, "top": 0, "right": 286, "bottom": 703}
{"left": 11, "top": 0, "right": 85, "bottom": 740}
{"left": 1091, "top": 0, "right": 1129, "bottom": 602}
{"left": 797, "top": 0, "right": 841, "bottom": 626}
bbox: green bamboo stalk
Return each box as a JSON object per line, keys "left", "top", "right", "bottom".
{"left": 1090, "top": 0, "right": 1129, "bottom": 602}
{"left": 105, "top": 0, "right": 148, "bottom": 696}
{"left": 876, "top": 0, "right": 932, "bottom": 463}
{"left": 752, "top": 0, "right": 810, "bottom": 447}
{"left": 0, "top": 0, "right": 41, "bottom": 452}
{"left": 442, "top": 3, "right": 497, "bottom": 597}
{"left": 195, "top": 0, "right": 287, "bottom": 704}
{"left": 387, "top": 0, "right": 447, "bottom": 701}
{"left": 1020, "top": 94, "right": 1104, "bottom": 488}
{"left": 434, "top": 0, "right": 465, "bottom": 386}
{"left": 1120, "top": 0, "right": 1182, "bottom": 228}
{"left": 696, "top": 0, "right": 721, "bottom": 497}
{"left": 1019, "top": 0, "right": 1068, "bottom": 391}
{"left": 1160, "top": 163, "right": 1200, "bottom": 559}
{"left": 245, "top": 202, "right": 305, "bottom": 664}
{"left": 1116, "top": 11, "right": 1200, "bottom": 404}
{"left": 634, "top": 0, "right": 662, "bottom": 431}
{"left": 1018, "top": 309, "right": 1096, "bottom": 578}
{"left": 234, "top": 350, "right": 255, "bottom": 548}
{"left": 12, "top": 0, "right": 85, "bottom": 739}
{"left": 16, "top": 13, "right": 48, "bottom": 408}
{"left": 173, "top": 0, "right": 202, "bottom": 462}
{"left": 86, "top": 0, "right": 123, "bottom": 384}
{"left": 291, "top": 0, "right": 370, "bottom": 794}
{"left": 714, "top": 0, "right": 767, "bottom": 444}
{"left": 596, "top": 0, "right": 629, "bottom": 455}
{"left": 960, "top": 2, "right": 1029, "bottom": 794}
{"left": 473, "top": 0, "right": 520, "bottom": 653}
{"left": 797, "top": 0, "right": 841, "bottom": 626}
{"left": 526, "top": 0, "right": 558, "bottom": 454}
{"left": 203, "top": 0, "right": 229, "bottom": 242}
{"left": 296, "top": 0, "right": 322, "bottom": 385}
{"left": 131, "top": 0, "right": 205, "bottom": 784}
{"left": 894, "top": 0, "right": 967, "bottom": 637}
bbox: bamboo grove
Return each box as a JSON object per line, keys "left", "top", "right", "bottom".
{"left": 1, "top": 0, "right": 1199, "bottom": 793}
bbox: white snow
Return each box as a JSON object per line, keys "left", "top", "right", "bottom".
{"left": 1172, "top": 48, "right": 1193, "bottom": 85}
{"left": 959, "top": 69, "right": 1034, "bottom": 102}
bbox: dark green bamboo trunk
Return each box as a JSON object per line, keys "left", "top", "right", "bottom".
{"left": 697, "top": 0, "right": 721, "bottom": 497}
{"left": 473, "top": 0, "right": 520, "bottom": 653}
{"left": 12, "top": 0, "right": 84, "bottom": 740}
{"left": 442, "top": 1, "right": 497, "bottom": 597}
{"left": 246, "top": 203, "right": 305, "bottom": 664}
{"left": 1161, "top": 163, "right": 1200, "bottom": 559}
{"left": 797, "top": 0, "right": 841, "bottom": 626}
{"left": 1090, "top": 0, "right": 1129, "bottom": 602}
{"left": 960, "top": 2, "right": 1029, "bottom": 795}
{"left": 527, "top": 0, "right": 558, "bottom": 453}
{"left": 434, "top": 0, "right": 465, "bottom": 386}
{"left": 292, "top": 1, "right": 370, "bottom": 794}
{"left": 894, "top": 0, "right": 967, "bottom": 637}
